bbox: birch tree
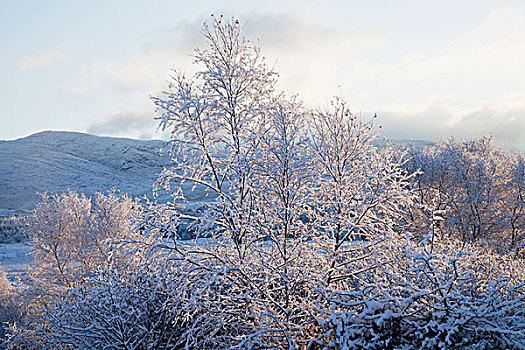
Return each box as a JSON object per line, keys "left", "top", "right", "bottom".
{"left": 152, "top": 15, "right": 277, "bottom": 259}
{"left": 309, "top": 97, "right": 413, "bottom": 287}
{"left": 406, "top": 137, "right": 525, "bottom": 252}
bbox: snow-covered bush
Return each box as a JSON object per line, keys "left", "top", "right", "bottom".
{"left": 405, "top": 137, "right": 525, "bottom": 253}
{"left": 26, "top": 189, "right": 141, "bottom": 296}
{"left": 0, "top": 215, "right": 27, "bottom": 244}
{"left": 316, "top": 236, "right": 525, "bottom": 349}
{"left": 0, "top": 266, "right": 13, "bottom": 348}
{"left": 44, "top": 266, "right": 187, "bottom": 349}
{"left": 4, "top": 190, "right": 141, "bottom": 349}
{"left": 43, "top": 230, "right": 264, "bottom": 349}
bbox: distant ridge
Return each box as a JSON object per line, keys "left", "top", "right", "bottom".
{"left": 372, "top": 138, "right": 434, "bottom": 148}
{"left": 0, "top": 131, "right": 433, "bottom": 212}
{"left": 0, "top": 131, "right": 171, "bottom": 211}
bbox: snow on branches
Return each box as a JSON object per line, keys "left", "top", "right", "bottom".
{"left": 30, "top": 16, "right": 525, "bottom": 350}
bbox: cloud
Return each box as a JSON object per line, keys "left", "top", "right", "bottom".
{"left": 96, "top": 13, "right": 384, "bottom": 98}
{"left": 78, "top": 8, "right": 525, "bottom": 149}
{"left": 87, "top": 110, "right": 168, "bottom": 140}
{"left": 245, "top": 14, "right": 383, "bottom": 54}
{"left": 87, "top": 13, "right": 385, "bottom": 140}
{"left": 103, "top": 54, "right": 169, "bottom": 92}
{"left": 242, "top": 14, "right": 385, "bottom": 105}
{"left": 15, "top": 43, "right": 73, "bottom": 70}
{"left": 99, "top": 19, "right": 206, "bottom": 93}
{"left": 376, "top": 94, "right": 525, "bottom": 152}
{"left": 329, "top": 5, "right": 525, "bottom": 152}
{"left": 347, "top": 6, "right": 525, "bottom": 105}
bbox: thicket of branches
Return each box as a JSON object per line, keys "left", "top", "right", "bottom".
{"left": 405, "top": 137, "right": 525, "bottom": 256}
{"left": 2, "top": 16, "right": 524, "bottom": 350}
{"left": 1, "top": 190, "right": 140, "bottom": 349}
{"left": 0, "top": 215, "right": 27, "bottom": 244}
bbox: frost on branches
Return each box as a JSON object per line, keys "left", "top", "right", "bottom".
{"left": 405, "top": 136, "right": 525, "bottom": 254}
{"left": 146, "top": 16, "right": 415, "bottom": 348}
{"left": 37, "top": 16, "right": 525, "bottom": 350}
{"left": 151, "top": 15, "right": 277, "bottom": 252}
{"left": 3, "top": 190, "right": 141, "bottom": 349}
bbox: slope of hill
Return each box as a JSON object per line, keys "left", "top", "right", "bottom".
{"left": 0, "top": 131, "right": 171, "bottom": 211}
{"left": 0, "top": 131, "right": 434, "bottom": 213}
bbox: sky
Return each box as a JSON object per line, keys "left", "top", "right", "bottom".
{"left": 1, "top": 0, "right": 524, "bottom": 151}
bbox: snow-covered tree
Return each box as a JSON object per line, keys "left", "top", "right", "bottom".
{"left": 27, "top": 190, "right": 93, "bottom": 300}
{"left": 405, "top": 137, "right": 525, "bottom": 253}
{"left": 309, "top": 97, "right": 414, "bottom": 287}
{"left": 39, "top": 16, "right": 525, "bottom": 350}
{"left": 152, "top": 14, "right": 277, "bottom": 255}
{"left": 507, "top": 152, "right": 525, "bottom": 256}
{"left": 146, "top": 15, "right": 418, "bottom": 344}
{"left": 26, "top": 190, "right": 140, "bottom": 296}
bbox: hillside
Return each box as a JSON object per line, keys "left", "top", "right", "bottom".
{"left": 0, "top": 131, "right": 434, "bottom": 213}
{"left": 0, "top": 131, "right": 171, "bottom": 212}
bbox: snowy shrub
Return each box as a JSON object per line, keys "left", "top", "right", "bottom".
{"left": 26, "top": 189, "right": 141, "bottom": 296}
{"left": 314, "top": 236, "right": 525, "bottom": 350}
{"left": 0, "top": 266, "right": 11, "bottom": 298}
{"left": 4, "top": 190, "right": 141, "bottom": 349}
{"left": 44, "top": 239, "right": 263, "bottom": 349}
{"left": 405, "top": 137, "right": 525, "bottom": 253}
{"left": 45, "top": 267, "right": 186, "bottom": 349}
{"left": 0, "top": 215, "right": 27, "bottom": 244}
{"left": 0, "top": 274, "right": 51, "bottom": 350}
{"left": 0, "top": 266, "right": 12, "bottom": 348}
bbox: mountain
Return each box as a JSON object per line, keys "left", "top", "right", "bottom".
{"left": 0, "top": 131, "right": 434, "bottom": 213}
{"left": 0, "top": 131, "right": 172, "bottom": 212}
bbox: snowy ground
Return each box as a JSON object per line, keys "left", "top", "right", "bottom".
{"left": 0, "top": 243, "right": 32, "bottom": 283}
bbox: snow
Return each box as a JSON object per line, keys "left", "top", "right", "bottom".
{"left": 0, "top": 131, "right": 215, "bottom": 282}
{"left": 0, "top": 130, "right": 211, "bottom": 211}
{"left": 0, "top": 243, "right": 31, "bottom": 282}
{"left": 0, "top": 130, "right": 428, "bottom": 213}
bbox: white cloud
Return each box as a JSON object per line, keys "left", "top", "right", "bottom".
{"left": 243, "top": 14, "right": 385, "bottom": 105}
{"left": 87, "top": 110, "right": 168, "bottom": 140}
{"left": 349, "top": 6, "right": 525, "bottom": 104}
{"left": 103, "top": 53, "right": 169, "bottom": 92}
{"left": 376, "top": 94, "right": 525, "bottom": 152}
{"left": 98, "top": 19, "right": 205, "bottom": 93}
{"left": 15, "top": 43, "right": 73, "bottom": 70}
{"left": 93, "top": 13, "right": 384, "bottom": 99}
{"left": 75, "top": 8, "right": 525, "bottom": 149}
{"left": 329, "top": 5, "right": 525, "bottom": 151}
